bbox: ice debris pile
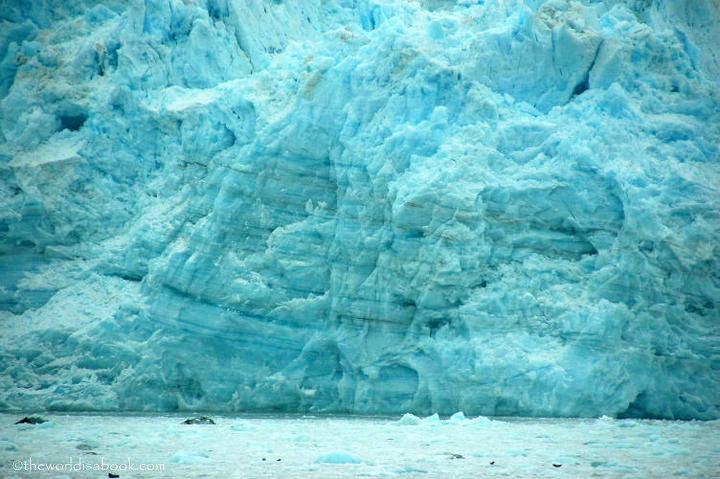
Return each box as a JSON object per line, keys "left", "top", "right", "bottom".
{"left": 0, "top": 0, "right": 718, "bottom": 419}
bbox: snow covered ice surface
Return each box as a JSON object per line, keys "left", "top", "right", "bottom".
{"left": 1, "top": 0, "right": 720, "bottom": 419}
{"left": 1, "top": 413, "right": 719, "bottom": 479}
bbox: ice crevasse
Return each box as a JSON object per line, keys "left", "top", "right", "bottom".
{"left": 0, "top": 0, "right": 718, "bottom": 419}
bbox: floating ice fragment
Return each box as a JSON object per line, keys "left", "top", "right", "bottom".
{"left": 394, "top": 466, "right": 429, "bottom": 474}
{"left": 182, "top": 416, "right": 215, "bottom": 425}
{"left": 470, "top": 416, "right": 493, "bottom": 426}
{"left": 169, "top": 449, "right": 210, "bottom": 463}
{"left": 618, "top": 420, "right": 640, "bottom": 428}
{"left": 448, "top": 411, "right": 466, "bottom": 423}
{"left": 230, "top": 421, "right": 252, "bottom": 431}
{"left": 506, "top": 447, "right": 527, "bottom": 457}
{"left": 672, "top": 467, "right": 692, "bottom": 476}
{"left": 15, "top": 416, "right": 47, "bottom": 424}
{"left": 397, "top": 413, "right": 421, "bottom": 425}
{"left": 422, "top": 413, "right": 440, "bottom": 424}
{"left": 314, "top": 451, "right": 363, "bottom": 464}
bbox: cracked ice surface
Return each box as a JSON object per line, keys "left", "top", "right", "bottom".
{"left": 0, "top": 0, "right": 719, "bottom": 418}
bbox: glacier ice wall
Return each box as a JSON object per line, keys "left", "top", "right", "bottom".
{"left": 0, "top": 0, "right": 719, "bottom": 419}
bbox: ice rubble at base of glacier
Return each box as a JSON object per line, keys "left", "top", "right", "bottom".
{"left": 4, "top": 413, "right": 720, "bottom": 479}
{"left": 0, "top": 0, "right": 718, "bottom": 419}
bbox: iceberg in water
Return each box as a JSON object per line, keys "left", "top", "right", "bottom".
{"left": 0, "top": 0, "right": 718, "bottom": 420}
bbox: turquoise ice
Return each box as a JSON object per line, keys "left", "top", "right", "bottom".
{"left": 0, "top": 0, "right": 718, "bottom": 419}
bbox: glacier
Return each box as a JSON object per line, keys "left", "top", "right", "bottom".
{"left": 0, "top": 0, "right": 718, "bottom": 420}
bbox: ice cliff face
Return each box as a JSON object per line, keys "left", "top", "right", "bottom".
{"left": 1, "top": 0, "right": 718, "bottom": 419}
